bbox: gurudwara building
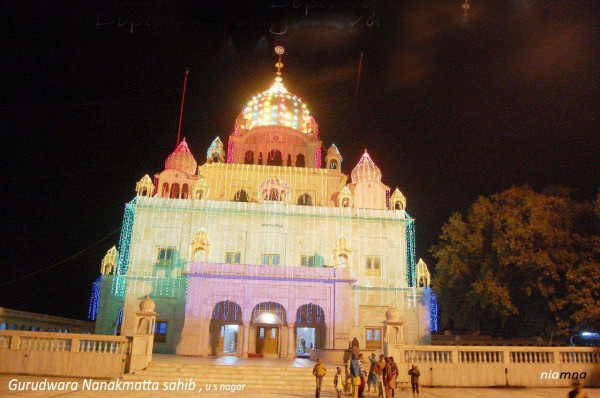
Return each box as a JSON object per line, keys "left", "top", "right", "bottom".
{"left": 91, "top": 48, "right": 436, "bottom": 357}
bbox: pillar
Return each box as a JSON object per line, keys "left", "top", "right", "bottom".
{"left": 201, "top": 318, "right": 211, "bottom": 356}
{"left": 248, "top": 326, "right": 256, "bottom": 354}
{"left": 287, "top": 323, "right": 296, "bottom": 359}
{"left": 241, "top": 322, "right": 250, "bottom": 357}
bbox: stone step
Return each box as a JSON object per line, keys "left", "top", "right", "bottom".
{"left": 122, "top": 360, "right": 322, "bottom": 391}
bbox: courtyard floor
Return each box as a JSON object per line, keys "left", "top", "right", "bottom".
{"left": 1, "top": 375, "right": 591, "bottom": 398}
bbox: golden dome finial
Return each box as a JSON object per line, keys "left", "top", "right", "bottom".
{"left": 274, "top": 46, "right": 285, "bottom": 82}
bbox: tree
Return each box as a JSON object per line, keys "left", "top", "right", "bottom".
{"left": 430, "top": 185, "right": 600, "bottom": 338}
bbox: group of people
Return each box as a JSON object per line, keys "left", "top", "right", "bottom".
{"left": 312, "top": 348, "right": 421, "bottom": 398}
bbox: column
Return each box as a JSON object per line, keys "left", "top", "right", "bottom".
{"left": 241, "top": 322, "right": 249, "bottom": 358}
{"left": 287, "top": 323, "right": 296, "bottom": 359}
{"left": 248, "top": 326, "right": 256, "bottom": 354}
{"left": 201, "top": 318, "right": 211, "bottom": 356}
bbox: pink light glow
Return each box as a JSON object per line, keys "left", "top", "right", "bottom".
{"left": 227, "top": 140, "right": 234, "bottom": 163}
{"left": 315, "top": 146, "right": 322, "bottom": 168}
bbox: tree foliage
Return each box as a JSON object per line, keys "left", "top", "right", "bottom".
{"left": 430, "top": 186, "right": 600, "bottom": 338}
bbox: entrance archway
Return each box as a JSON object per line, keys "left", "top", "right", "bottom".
{"left": 295, "top": 304, "right": 326, "bottom": 356}
{"left": 209, "top": 301, "right": 243, "bottom": 356}
{"left": 252, "top": 302, "right": 286, "bottom": 355}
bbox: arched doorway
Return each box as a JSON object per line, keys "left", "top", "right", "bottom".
{"left": 209, "top": 301, "right": 243, "bottom": 356}
{"left": 252, "top": 302, "right": 286, "bottom": 355}
{"left": 295, "top": 304, "right": 326, "bottom": 356}
{"left": 267, "top": 149, "right": 283, "bottom": 166}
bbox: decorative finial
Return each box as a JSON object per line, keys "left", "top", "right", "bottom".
{"left": 274, "top": 46, "right": 285, "bottom": 83}
{"left": 462, "top": 0, "right": 470, "bottom": 15}
{"left": 364, "top": 148, "right": 368, "bottom": 153}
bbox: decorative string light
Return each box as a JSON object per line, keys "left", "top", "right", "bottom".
{"left": 87, "top": 275, "right": 102, "bottom": 320}
{"left": 405, "top": 214, "right": 417, "bottom": 287}
{"left": 424, "top": 287, "right": 439, "bottom": 332}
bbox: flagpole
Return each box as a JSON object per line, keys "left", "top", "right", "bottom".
{"left": 176, "top": 69, "right": 189, "bottom": 147}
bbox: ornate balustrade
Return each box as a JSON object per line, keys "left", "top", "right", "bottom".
{"left": 386, "top": 344, "right": 599, "bottom": 387}
{"left": 0, "top": 330, "right": 131, "bottom": 378}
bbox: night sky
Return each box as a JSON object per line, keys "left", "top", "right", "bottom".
{"left": 2, "top": 0, "right": 599, "bottom": 320}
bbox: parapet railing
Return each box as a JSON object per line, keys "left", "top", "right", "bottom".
{"left": 0, "top": 330, "right": 132, "bottom": 378}
{"left": 401, "top": 345, "right": 600, "bottom": 364}
{"left": 0, "top": 330, "right": 131, "bottom": 354}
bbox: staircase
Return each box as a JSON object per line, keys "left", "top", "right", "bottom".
{"left": 122, "top": 360, "right": 318, "bottom": 391}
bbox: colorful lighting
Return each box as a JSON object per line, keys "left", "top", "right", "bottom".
{"left": 424, "top": 287, "right": 438, "bottom": 332}
{"left": 405, "top": 214, "right": 417, "bottom": 287}
{"left": 241, "top": 80, "right": 317, "bottom": 135}
{"left": 87, "top": 275, "right": 102, "bottom": 320}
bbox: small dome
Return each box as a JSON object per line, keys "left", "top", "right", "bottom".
{"left": 327, "top": 144, "right": 341, "bottom": 155}
{"left": 386, "top": 307, "right": 401, "bottom": 321}
{"left": 165, "top": 138, "right": 197, "bottom": 175}
{"left": 139, "top": 295, "right": 156, "bottom": 312}
{"left": 351, "top": 150, "right": 382, "bottom": 183}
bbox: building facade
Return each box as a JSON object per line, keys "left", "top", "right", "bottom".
{"left": 93, "top": 50, "right": 435, "bottom": 356}
{"left": 0, "top": 307, "right": 94, "bottom": 334}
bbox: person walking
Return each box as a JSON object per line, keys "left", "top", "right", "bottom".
{"left": 408, "top": 364, "right": 420, "bottom": 398}
{"left": 358, "top": 353, "right": 367, "bottom": 398}
{"left": 374, "top": 354, "right": 386, "bottom": 398}
{"left": 389, "top": 357, "right": 399, "bottom": 397}
{"left": 334, "top": 367, "right": 344, "bottom": 398}
{"left": 568, "top": 381, "right": 588, "bottom": 398}
{"left": 347, "top": 347, "right": 362, "bottom": 398}
{"left": 367, "top": 352, "right": 378, "bottom": 393}
{"left": 383, "top": 357, "right": 395, "bottom": 398}
{"left": 313, "top": 358, "right": 327, "bottom": 398}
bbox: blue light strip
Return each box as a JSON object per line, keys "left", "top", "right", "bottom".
{"left": 424, "top": 287, "right": 438, "bottom": 332}
{"left": 87, "top": 275, "right": 102, "bottom": 320}
{"left": 405, "top": 214, "right": 417, "bottom": 287}
{"left": 112, "top": 199, "right": 136, "bottom": 297}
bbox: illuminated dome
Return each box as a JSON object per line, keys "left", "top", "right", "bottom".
{"left": 351, "top": 150, "right": 382, "bottom": 183}
{"left": 235, "top": 47, "right": 318, "bottom": 135}
{"left": 239, "top": 78, "right": 317, "bottom": 134}
{"left": 165, "top": 138, "right": 197, "bottom": 175}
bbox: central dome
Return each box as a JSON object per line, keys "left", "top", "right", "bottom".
{"left": 238, "top": 78, "right": 317, "bottom": 135}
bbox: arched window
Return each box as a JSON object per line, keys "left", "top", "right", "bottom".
{"left": 234, "top": 189, "right": 249, "bottom": 202}
{"left": 296, "top": 154, "right": 305, "bottom": 167}
{"left": 338, "top": 254, "right": 348, "bottom": 268}
{"left": 140, "top": 187, "right": 148, "bottom": 196}
{"left": 258, "top": 152, "right": 263, "bottom": 165}
{"left": 181, "top": 184, "right": 189, "bottom": 199}
{"left": 267, "top": 149, "right": 283, "bottom": 166}
{"left": 262, "top": 189, "right": 269, "bottom": 200}
{"left": 162, "top": 183, "right": 169, "bottom": 197}
{"left": 0, "top": 323, "right": 6, "bottom": 330}
{"left": 286, "top": 154, "right": 292, "bottom": 166}
{"left": 195, "top": 189, "right": 204, "bottom": 199}
{"left": 268, "top": 188, "right": 280, "bottom": 201}
{"left": 194, "top": 249, "right": 206, "bottom": 262}
{"left": 170, "top": 183, "right": 180, "bottom": 198}
{"left": 298, "top": 193, "right": 313, "bottom": 206}
{"left": 10, "top": 324, "right": 17, "bottom": 330}
{"left": 342, "top": 198, "right": 350, "bottom": 207}
{"left": 244, "top": 150, "right": 254, "bottom": 164}
{"left": 329, "top": 160, "right": 338, "bottom": 169}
